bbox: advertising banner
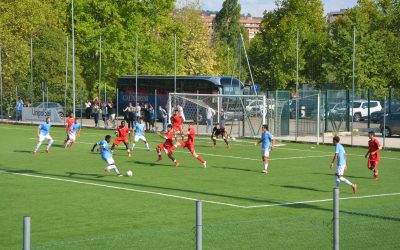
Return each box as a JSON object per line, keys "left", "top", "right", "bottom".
{"left": 22, "top": 107, "right": 63, "bottom": 123}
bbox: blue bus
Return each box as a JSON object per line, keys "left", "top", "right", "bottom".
{"left": 116, "top": 75, "right": 243, "bottom": 116}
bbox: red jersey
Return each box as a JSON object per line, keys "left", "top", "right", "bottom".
{"left": 117, "top": 126, "right": 130, "bottom": 138}
{"left": 164, "top": 131, "right": 174, "bottom": 147}
{"left": 66, "top": 118, "right": 75, "bottom": 131}
{"left": 171, "top": 114, "right": 183, "bottom": 126}
{"left": 368, "top": 138, "right": 381, "bottom": 161}
{"left": 187, "top": 128, "right": 195, "bottom": 144}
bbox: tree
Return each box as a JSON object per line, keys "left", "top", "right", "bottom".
{"left": 175, "top": 2, "right": 220, "bottom": 75}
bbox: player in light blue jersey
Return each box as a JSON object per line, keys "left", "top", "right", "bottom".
{"left": 131, "top": 118, "right": 150, "bottom": 152}
{"left": 255, "top": 124, "right": 275, "bottom": 173}
{"left": 91, "top": 135, "right": 123, "bottom": 177}
{"left": 65, "top": 118, "right": 81, "bottom": 148}
{"left": 33, "top": 117, "right": 54, "bottom": 154}
{"left": 330, "top": 136, "right": 357, "bottom": 193}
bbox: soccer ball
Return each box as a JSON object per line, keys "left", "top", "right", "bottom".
{"left": 126, "top": 170, "right": 133, "bottom": 177}
{"left": 231, "top": 137, "right": 236, "bottom": 141}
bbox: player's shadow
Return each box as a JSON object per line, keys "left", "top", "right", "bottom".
{"left": 211, "top": 165, "right": 259, "bottom": 173}
{"left": 131, "top": 160, "right": 173, "bottom": 168}
{"left": 273, "top": 184, "right": 330, "bottom": 193}
{"left": 66, "top": 172, "right": 105, "bottom": 178}
{"left": 0, "top": 169, "right": 39, "bottom": 174}
{"left": 52, "top": 144, "right": 66, "bottom": 148}
{"left": 312, "top": 172, "right": 371, "bottom": 180}
{"left": 13, "top": 150, "right": 34, "bottom": 154}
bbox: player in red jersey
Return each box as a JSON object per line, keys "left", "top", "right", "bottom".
{"left": 111, "top": 120, "right": 131, "bottom": 157}
{"left": 365, "top": 131, "right": 382, "bottom": 180}
{"left": 64, "top": 113, "right": 75, "bottom": 146}
{"left": 156, "top": 124, "right": 179, "bottom": 166}
{"left": 171, "top": 109, "right": 184, "bottom": 140}
{"left": 180, "top": 123, "right": 207, "bottom": 168}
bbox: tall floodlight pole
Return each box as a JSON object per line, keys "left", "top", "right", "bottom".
{"left": 227, "top": 47, "right": 230, "bottom": 76}
{"left": 99, "top": 35, "right": 102, "bottom": 103}
{"left": 30, "top": 38, "right": 33, "bottom": 102}
{"left": 0, "top": 42, "right": 3, "bottom": 118}
{"left": 135, "top": 34, "right": 138, "bottom": 104}
{"left": 174, "top": 33, "right": 177, "bottom": 94}
{"left": 240, "top": 33, "right": 256, "bottom": 95}
{"left": 351, "top": 26, "right": 356, "bottom": 146}
{"left": 71, "top": 0, "right": 76, "bottom": 116}
{"left": 295, "top": 30, "right": 299, "bottom": 142}
{"left": 65, "top": 37, "right": 68, "bottom": 120}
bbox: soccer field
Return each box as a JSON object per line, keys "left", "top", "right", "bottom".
{"left": 1, "top": 124, "right": 399, "bottom": 249}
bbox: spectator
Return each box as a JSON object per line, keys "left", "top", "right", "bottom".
{"left": 93, "top": 96, "right": 100, "bottom": 106}
{"left": 143, "top": 103, "right": 150, "bottom": 131}
{"left": 159, "top": 106, "right": 168, "bottom": 132}
{"left": 149, "top": 104, "right": 155, "bottom": 131}
{"left": 108, "top": 101, "right": 116, "bottom": 128}
{"left": 135, "top": 103, "right": 141, "bottom": 123}
{"left": 92, "top": 103, "right": 100, "bottom": 127}
{"left": 177, "top": 104, "right": 186, "bottom": 122}
{"left": 85, "top": 100, "right": 92, "bottom": 119}
{"left": 15, "top": 97, "right": 24, "bottom": 121}
{"left": 101, "top": 102, "right": 109, "bottom": 128}
{"left": 123, "top": 102, "right": 135, "bottom": 129}
{"left": 220, "top": 109, "right": 226, "bottom": 128}
{"left": 206, "top": 106, "right": 216, "bottom": 133}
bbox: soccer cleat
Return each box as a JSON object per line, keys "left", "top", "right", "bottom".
{"left": 157, "top": 156, "right": 162, "bottom": 161}
{"left": 352, "top": 184, "right": 357, "bottom": 194}
{"left": 45, "top": 149, "right": 49, "bottom": 154}
{"left": 261, "top": 169, "right": 268, "bottom": 174}
{"left": 33, "top": 151, "right": 37, "bottom": 155}
{"left": 117, "top": 174, "right": 123, "bottom": 177}
{"left": 103, "top": 168, "right": 110, "bottom": 173}
{"left": 128, "top": 152, "right": 132, "bottom": 157}
{"left": 374, "top": 174, "right": 378, "bottom": 180}
{"left": 202, "top": 161, "right": 207, "bottom": 168}
{"left": 175, "top": 161, "right": 180, "bottom": 167}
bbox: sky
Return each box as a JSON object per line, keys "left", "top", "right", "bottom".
{"left": 199, "top": 0, "right": 358, "bottom": 17}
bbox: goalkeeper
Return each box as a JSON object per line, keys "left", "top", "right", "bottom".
{"left": 211, "top": 123, "right": 230, "bottom": 149}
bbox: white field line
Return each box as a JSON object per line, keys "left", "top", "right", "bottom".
{"left": 0, "top": 170, "right": 246, "bottom": 208}
{"left": 2, "top": 170, "right": 399, "bottom": 209}
{"left": 28, "top": 138, "right": 331, "bottom": 162}
{"left": 247, "top": 192, "right": 400, "bottom": 208}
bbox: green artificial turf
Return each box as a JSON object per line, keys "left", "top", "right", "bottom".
{"left": 0, "top": 124, "right": 399, "bottom": 249}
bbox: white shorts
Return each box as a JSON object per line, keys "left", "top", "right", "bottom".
{"left": 68, "top": 131, "right": 76, "bottom": 141}
{"left": 39, "top": 134, "right": 53, "bottom": 142}
{"left": 262, "top": 149, "right": 270, "bottom": 158}
{"left": 104, "top": 157, "right": 115, "bottom": 165}
{"left": 134, "top": 135, "right": 146, "bottom": 142}
{"left": 336, "top": 165, "right": 346, "bottom": 176}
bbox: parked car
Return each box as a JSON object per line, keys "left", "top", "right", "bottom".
{"left": 244, "top": 99, "right": 273, "bottom": 116}
{"left": 380, "top": 113, "right": 400, "bottom": 137}
{"left": 331, "top": 100, "right": 382, "bottom": 122}
{"left": 31, "top": 102, "right": 65, "bottom": 118}
{"left": 371, "top": 104, "right": 400, "bottom": 123}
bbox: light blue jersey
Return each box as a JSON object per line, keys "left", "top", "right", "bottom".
{"left": 98, "top": 140, "right": 112, "bottom": 160}
{"left": 335, "top": 143, "right": 346, "bottom": 167}
{"left": 39, "top": 123, "right": 51, "bottom": 136}
{"left": 71, "top": 123, "right": 81, "bottom": 133}
{"left": 135, "top": 123, "right": 145, "bottom": 136}
{"left": 261, "top": 131, "right": 273, "bottom": 150}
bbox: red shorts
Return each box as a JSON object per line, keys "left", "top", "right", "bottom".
{"left": 158, "top": 143, "right": 176, "bottom": 155}
{"left": 368, "top": 159, "right": 379, "bottom": 168}
{"left": 180, "top": 141, "right": 194, "bottom": 153}
{"left": 114, "top": 137, "right": 128, "bottom": 146}
{"left": 173, "top": 125, "right": 183, "bottom": 133}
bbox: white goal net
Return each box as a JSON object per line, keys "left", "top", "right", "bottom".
{"left": 168, "top": 93, "right": 268, "bottom": 138}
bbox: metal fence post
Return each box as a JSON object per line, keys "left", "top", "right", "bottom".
{"left": 333, "top": 188, "right": 339, "bottom": 250}
{"left": 367, "top": 88, "right": 371, "bottom": 129}
{"left": 383, "top": 96, "right": 386, "bottom": 149}
{"left": 23, "top": 216, "right": 31, "bottom": 250}
{"left": 116, "top": 88, "right": 119, "bottom": 127}
{"left": 317, "top": 91, "right": 320, "bottom": 145}
{"left": 196, "top": 200, "right": 202, "bottom": 250}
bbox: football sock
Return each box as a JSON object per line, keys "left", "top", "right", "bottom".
{"left": 145, "top": 143, "right": 150, "bottom": 150}
{"left": 264, "top": 163, "right": 268, "bottom": 171}
{"left": 47, "top": 139, "right": 54, "bottom": 150}
{"left": 336, "top": 177, "right": 340, "bottom": 187}
{"left": 34, "top": 142, "right": 42, "bottom": 152}
{"left": 197, "top": 156, "right": 205, "bottom": 163}
{"left": 131, "top": 143, "right": 136, "bottom": 150}
{"left": 339, "top": 177, "right": 353, "bottom": 186}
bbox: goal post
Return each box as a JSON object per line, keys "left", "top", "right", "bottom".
{"left": 168, "top": 93, "right": 269, "bottom": 138}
